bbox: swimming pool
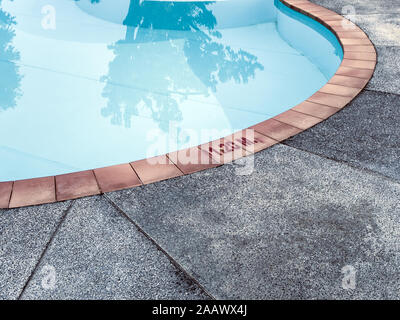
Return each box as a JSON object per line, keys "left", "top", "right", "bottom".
{"left": 0, "top": 0, "right": 343, "bottom": 182}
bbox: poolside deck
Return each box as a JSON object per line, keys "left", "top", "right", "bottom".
{"left": 1, "top": 0, "right": 400, "bottom": 299}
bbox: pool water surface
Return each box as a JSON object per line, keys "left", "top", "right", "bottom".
{"left": 0, "top": 0, "right": 343, "bottom": 181}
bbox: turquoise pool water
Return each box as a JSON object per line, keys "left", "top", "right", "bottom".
{"left": 0, "top": 0, "right": 342, "bottom": 181}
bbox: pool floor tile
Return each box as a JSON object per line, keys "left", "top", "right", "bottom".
{"left": 250, "top": 118, "right": 302, "bottom": 141}
{"left": 9, "top": 177, "right": 55, "bottom": 208}
{"left": 292, "top": 101, "right": 339, "bottom": 118}
{"left": 168, "top": 147, "right": 220, "bottom": 175}
{"left": 131, "top": 156, "right": 183, "bottom": 184}
{"left": 56, "top": 171, "right": 100, "bottom": 201}
{"left": 0, "top": 182, "right": 13, "bottom": 209}
{"left": 94, "top": 164, "right": 142, "bottom": 193}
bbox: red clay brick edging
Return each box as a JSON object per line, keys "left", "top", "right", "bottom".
{"left": 0, "top": 0, "right": 376, "bottom": 209}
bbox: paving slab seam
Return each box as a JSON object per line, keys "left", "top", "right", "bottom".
{"left": 17, "top": 201, "right": 75, "bottom": 300}
{"left": 103, "top": 194, "right": 216, "bottom": 300}
{"left": 281, "top": 142, "right": 400, "bottom": 186}
{"left": 365, "top": 88, "right": 400, "bottom": 96}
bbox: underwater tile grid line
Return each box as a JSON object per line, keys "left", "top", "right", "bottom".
{"left": 0, "top": 0, "right": 376, "bottom": 209}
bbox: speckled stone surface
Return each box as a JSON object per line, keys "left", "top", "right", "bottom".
{"left": 0, "top": 201, "right": 70, "bottom": 299}
{"left": 20, "top": 196, "right": 210, "bottom": 300}
{"left": 106, "top": 145, "right": 400, "bottom": 299}
{"left": 285, "top": 90, "right": 400, "bottom": 181}
{"left": 309, "top": 0, "right": 400, "bottom": 14}
{"left": 367, "top": 46, "right": 400, "bottom": 94}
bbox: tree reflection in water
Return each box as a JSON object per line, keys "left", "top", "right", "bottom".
{"left": 0, "top": 0, "right": 22, "bottom": 111}
{"left": 82, "top": 0, "right": 264, "bottom": 131}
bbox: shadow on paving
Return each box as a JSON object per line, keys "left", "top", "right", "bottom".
{"left": 107, "top": 144, "right": 400, "bottom": 299}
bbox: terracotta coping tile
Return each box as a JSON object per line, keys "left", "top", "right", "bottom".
{"left": 328, "top": 75, "right": 369, "bottom": 89}
{"left": 311, "top": 10, "right": 340, "bottom": 18}
{"left": 131, "top": 155, "right": 183, "bottom": 184}
{"left": 292, "top": 101, "right": 339, "bottom": 119}
{"left": 232, "top": 130, "right": 279, "bottom": 154}
{"left": 56, "top": 170, "right": 100, "bottom": 201}
{"left": 168, "top": 147, "right": 220, "bottom": 175}
{"left": 94, "top": 164, "right": 142, "bottom": 193}
{"left": 341, "top": 59, "right": 376, "bottom": 70}
{"left": 274, "top": 110, "right": 322, "bottom": 130}
{"left": 341, "top": 38, "right": 372, "bottom": 45}
{"left": 300, "top": 6, "right": 331, "bottom": 13}
{"left": 337, "top": 31, "right": 367, "bottom": 39}
{"left": 307, "top": 92, "right": 352, "bottom": 109}
{"left": 295, "top": 2, "right": 320, "bottom": 8}
{"left": 199, "top": 135, "right": 251, "bottom": 164}
{"left": 319, "top": 83, "right": 362, "bottom": 97}
{"left": 0, "top": 182, "right": 13, "bottom": 209}
{"left": 343, "top": 51, "right": 376, "bottom": 61}
{"left": 335, "top": 65, "right": 375, "bottom": 79}
{"left": 324, "top": 16, "right": 349, "bottom": 22}
{"left": 10, "top": 177, "right": 55, "bottom": 208}
{"left": 343, "top": 45, "right": 376, "bottom": 53}
{"left": 332, "top": 25, "right": 363, "bottom": 33}
{"left": 250, "top": 118, "right": 302, "bottom": 141}
{"left": 286, "top": 0, "right": 309, "bottom": 4}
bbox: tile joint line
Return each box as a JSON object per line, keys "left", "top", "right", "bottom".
{"left": 17, "top": 200, "right": 75, "bottom": 299}
{"left": 103, "top": 194, "right": 216, "bottom": 300}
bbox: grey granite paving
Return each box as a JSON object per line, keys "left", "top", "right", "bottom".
{"left": 107, "top": 145, "right": 400, "bottom": 299}
{"left": 20, "top": 196, "right": 209, "bottom": 300}
{"left": 0, "top": 201, "right": 70, "bottom": 300}
{"left": 309, "top": 0, "right": 400, "bottom": 14}
{"left": 285, "top": 90, "right": 400, "bottom": 181}
{"left": 356, "top": 15, "right": 400, "bottom": 46}
{"left": 367, "top": 46, "right": 400, "bottom": 94}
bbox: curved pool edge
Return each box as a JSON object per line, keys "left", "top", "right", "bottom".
{"left": 0, "top": 0, "right": 377, "bottom": 209}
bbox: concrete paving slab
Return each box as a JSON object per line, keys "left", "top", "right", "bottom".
{"left": 0, "top": 201, "right": 70, "bottom": 300}
{"left": 285, "top": 90, "right": 400, "bottom": 182}
{"left": 107, "top": 145, "right": 400, "bottom": 299}
{"left": 311, "top": 0, "right": 400, "bottom": 14}
{"left": 367, "top": 46, "right": 400, "bottom": 94}
{"left": 355, "top": 15, "right": 400, "bottom": 46}
{"left": 311, "top": 1, "right": 400, "bottom": 47}
{"left": 20, "top": 196, "right": 209, "bottom": 300}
